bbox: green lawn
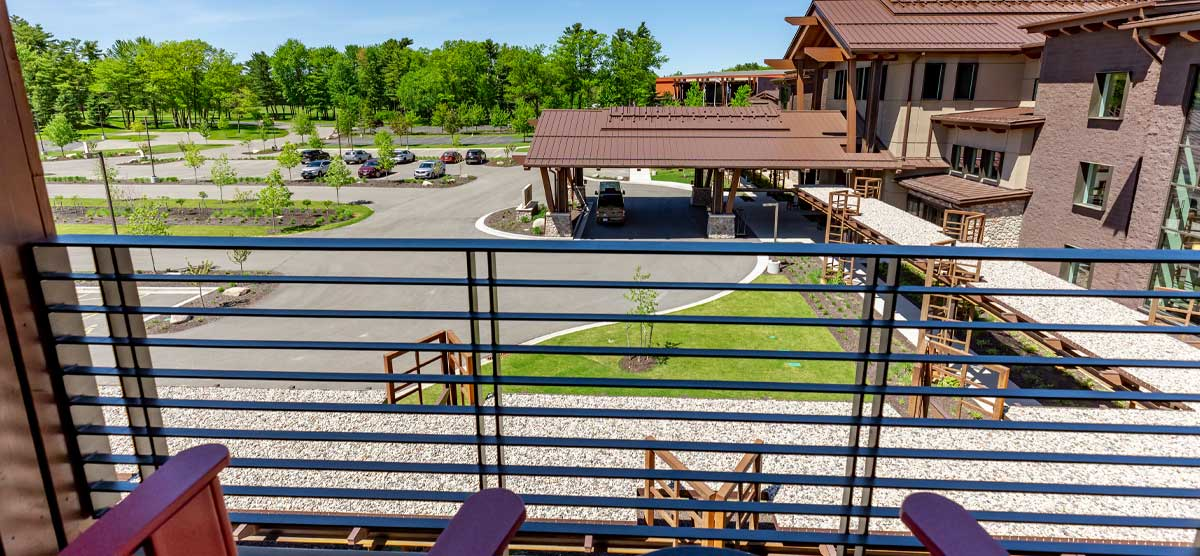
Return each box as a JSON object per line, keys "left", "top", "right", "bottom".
{"left": 44, "top": 142, "right": 227, "bottom": 159}
{"left": 56, "top": 223, "right": 273, "bottom": 236}
{"left": 54, "top": 200, "right": 373, "bottom": 237}
{"left": 405, "top": 274, "right": 854, "bottom": 403}
{"left": 652, "top": 168, "right": 698, "bottom": 184}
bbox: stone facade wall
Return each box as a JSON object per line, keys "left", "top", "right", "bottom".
{"left": 544, "top": 212, "right": 573, "bottom": 238}
{"left": 1018, "top": 31, "right": 1200, "bottom": 297}
{"left": 976, "top": 199, "right": 1026, "bottom": 248}
{"left": 707, "top": 214, "right": 735, "bottom": 239}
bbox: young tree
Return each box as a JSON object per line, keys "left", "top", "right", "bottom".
{"left": 127, "top": 201, "right": 170, "bottom": 272}
{"left": 684, "top": 83, "right": 705, "bottom": 107}
{"left": 183, "top": 259, "right": 215, "bottom": 308}
{"left": 488, "top": 106, "right": 510, "bottom": 129}
{"left": 435, "top": 104, "right": 462, "bottom": 142}
{"left": 334, "top": 108, "right": 355, "bottom": 154}
{"left": 257, "top": 169, "right": 293, "bottom": 232}
{"left": 182, "top": 141, "right": 205, "bottom": 183}
{"left": 373, "top": 131, "right": 396, "bottom": 174}
{"left": 623, "top": 266, "right": 660, "bottom": 366}
{"left": 322, "top": 158, "right": 354, "bottom": 203}
{"left": 306, "top": 134, "right": 323, "bottom": 150}
{"left": 209, "top": 153, "right": 238, "bottom": 201}
{"left": 388, "top": 111, "right": 412, "bottom": 147}
{"left": 730, "top": 84, "right": 753, "bottom": 107}
{"left": 291, "top": 110, "right": 315, "bottom": 142}
{"left": 261, "top": 116, "right": 276, "bottom": 150}
{"left": 197, "top": 190, "right": 208, "bottom": 209}
{"left": 94, "top": 156, "right": 118, "bottom": 183}
{"left": 277, "top": 142, "right": 301, "bottom": 180}
{"left": 197, "top": 120, "right": 213, "bottom": 143}
{"left": 511, "top": 101, "right": 536, "bottom": 141}
{"left": 227, "top": 248, "right": 252, "bottom": 273}
{"left": 44, "top": 113, "right": 78, "bottom": 156}
{"left": 463, "top": 103, "right": 487, "bottom": 133}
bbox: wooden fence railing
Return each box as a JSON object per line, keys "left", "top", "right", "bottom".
{"left": 383, "top": 330, "right": 474, "bottom": 405}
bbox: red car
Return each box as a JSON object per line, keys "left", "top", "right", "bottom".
{"left": 357, "top": 159, "right": 386, "bottom": 178}
{"left": 440, "top": 150, "right": 463, "bottom": 164}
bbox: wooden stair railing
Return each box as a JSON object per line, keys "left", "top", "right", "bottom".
{"left": 384, "top": 330, "right": 475, "bottom": 405}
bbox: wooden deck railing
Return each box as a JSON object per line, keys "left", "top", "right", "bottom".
{"left": 383, "top": 330, "right": 474, "bottom": 405}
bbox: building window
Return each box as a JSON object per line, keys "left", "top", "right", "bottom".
{"left": 953, "top": 62, "right": 978, "bottom": 101}
{"left": 982, "top": 150, "right": 1004, "bottom": 181}
{"left": 906, "top": 195, "right": 945, "bottom": 225}
{"left": 1089, "top": 72, "right": 1129, "bottom": 119}
{"left": 1074, "top": 162, "right": 1113, "bottom": 209}
{"left": 948, "top": 145, "right": 1004, "bottom": 181}
{"left": 1151, "top": 66, "right": 1200, "bottom": 294}
{"left": 1061, "top": 257, "right": 1095, "bottom": 289}
{"left": 855, "top": 67, "right": 869, "bottom": 100}
{"left": 921, "top": 62, "right": 945, "bottom": 100}
{"left": 833, "top": 70, "right": 846, "bottom": 100}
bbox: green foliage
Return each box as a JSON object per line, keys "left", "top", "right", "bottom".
{"left": 183, "top": 258, "right": 215, "bottom": 307}
{"left": 723, "top": 62, "right": 770, "bottom": 72}
{"left": 511, "top": 101, "right": 536, "bottom": 139}
{"left": 322, "top": 159, "right": 354, "bottom": 202}
{"left": 227, "top": 248, "right": 251, "bottom": 272}
{"left": 730, "top": 84, "right": 753, "bottom": 107}
{"left": 374, "top": 131, "right": 396, "bottom": 172}
{"left": 209, "top": 153, "right": 238, "bottom": 201}
{"left": 624, "top": 266, "right": 660, "bottom": 350}
{"left": 683, "top": 83, "right": 705, "bottom": 107}
{"left": 306, "top": 134, "right": 323, "bottom": 150}
{"left": 127, "top": 201, "right": 170, "bottom": 270}
{"left": 277, "top": 142, "right": 301, "bottom": 179}
{"left": 291, "top": 110, "right": 315, "bottom": 140}
{"left": 44, "top": 113, "right": 78, "bottom": 155}
{"left": 93, "top": 157, "right": 118, "bottom": 183}
{"left": 488, "top": 106, "right": 510, "bottom": 128}
{"left": 257, "top": 169, "right": 292, "bottom": 231}
{"left": 181, "top": 141, "right": 205, "bottom": 183}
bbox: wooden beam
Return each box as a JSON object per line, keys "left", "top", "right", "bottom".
{"left": 724, "top": 169, "right": 743, "bottom": 214}
{"left": 803, "top": 47, "right": 847, "bottom": 63}
{"left": 710, "top": 170, "right": 723, "bottom": 214}
{"left": 764, "top": 58, "right": 796, "bottom": 70}
{"left": 864, "top": 59, "right": 882, "bottom": 153}
{"left": 1183, "top": 30, "right": 1200, "bottom": 42}
{"left": 845, "top": 58, "right": 858, "bottom": 154}
{"left": 786, "top": 16, "right": 819, "bottom": 26}
{"left": 539, "top": 167, "right": 554, "bottom": 212}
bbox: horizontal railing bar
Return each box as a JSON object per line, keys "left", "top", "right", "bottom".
{"left": 47, "top": 304, "right": 1200, "bottom": 335}
{"left": 55, "top": 336, "right": 1200, "bottom": 369}
{"left": 38, "top": 235, "right": 1200, "bottom": 265}
{"left": 36, "top": 271, "right": 1200, "bottom": 300}
{"left": 223, "top": 512, "right": 1196, "bottom": 555}
{"left": 88, "top": 481, "right": 1200, "bottom": 529}
{"left": 65, "top": 367, "right": 1200, "bottom": 403}
{"left": 76, "top": 426, "right": 1200, "bottom": 466}
{"left": 71, "top": 396, "right": 1200, "bottom": 436}
{"left": 84, "top": 454, "right": 1200, "bottom": 499}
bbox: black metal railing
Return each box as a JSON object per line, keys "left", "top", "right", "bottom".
{"left": 26, "top": 235, "right": 1200, "bottom": 555}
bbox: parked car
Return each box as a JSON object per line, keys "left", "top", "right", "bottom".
{"left": 392, "top": 150, "right": 416, "bottom": 164}
{"left": 596, "top": 181, "right": 626, "bottom": 225}
{"left": 414, "top": 160, "right": 446, "bottom": 180}
{"left": 342, "top": 149, "right": 371, "bottom": 164}
{"left": 299, "top": 149, "right": 330, "bottom": 163}
{"left": 465, "top": 149, "right": 488, "bottom": 165}
{"left": 358, "top": 159, "right": 386, "bottom": 179}
{"left": 440, "top": 150, "right": 463, "bottom": 164}
{"left": 300, "top": 160, "right": 332, "bottom": 180}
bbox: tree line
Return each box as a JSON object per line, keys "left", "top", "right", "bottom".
{"left": 12, "top": 15, "right": 669, "bottom": 137}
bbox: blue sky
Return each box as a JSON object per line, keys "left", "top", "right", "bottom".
{"left": 10, "top": 0, "right": 806, "bottom": 74}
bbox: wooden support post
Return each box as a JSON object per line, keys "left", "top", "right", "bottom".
{"left": 724, "top": 169, "right": 743, "bottom": 214}
{"left": 711, "top": 170, "right": 724, "bottom": 213}
{"left": 539, "top": 167, "right": 554, "bottom": 212}
{"left": 865, "top": 60, "right": 883, "bottom": 153}
{"left": 644, "top": 448, "right": 655, "bottom": 526}
{"left": 846, "top": 58, "right": 858, "bottom": 153}
{"left": 812, "top": 67, "right": 825, "bottom": 110}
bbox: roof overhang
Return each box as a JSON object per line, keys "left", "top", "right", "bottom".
{"left": 1119, "top": 10, "right": 1200, "bottom": 42}
{"left": 900, "top": 174, "right": 1033, "bottom": 207}
{"left": 931, "top": 107, "right": 1046, "bottom": 131}
{"left": 523, "top": 106, "right": 899, "bottom": 171}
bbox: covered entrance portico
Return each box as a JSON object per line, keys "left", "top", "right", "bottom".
{"left": 521, "top": 105, "right": 898, "bottom": 239}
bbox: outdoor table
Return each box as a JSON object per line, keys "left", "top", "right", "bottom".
{"left": 645, "top": 547, "right": 753, "bottom": 556}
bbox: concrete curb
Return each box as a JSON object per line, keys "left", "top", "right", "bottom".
{"left": 474, "top": 208, "right": 573, "bottom": 241}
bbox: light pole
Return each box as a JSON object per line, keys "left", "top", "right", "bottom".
{"left": 763, "top": 202, "right": 780, "bottom": 244}
{"left": 142, "top": 117, "right": 158, "bottom": 183}
{"left": 33, "top": 115, "right": 45, "bottom": 155}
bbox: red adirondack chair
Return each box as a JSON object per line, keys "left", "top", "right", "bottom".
{"left": 60, "top": 444, "right": 527, "bottom": 556}
{"left": 899, "top": 492, "right": 1009, "bottom": 556}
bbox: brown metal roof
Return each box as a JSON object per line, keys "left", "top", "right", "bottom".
{"left": 1119, "top": 7, "right": 1200, "bottom": 31}
{"left": 789, "top": 0, "right": 1137, "bottom": 55}
{"left": 931, "top": 106, "right": 1046, "bottom": 130}
{"left": 523, "top": 106, "right": 898, "bottom": 170}
{"left": 900, "top": 173, "right": 1033, "bottom": 206}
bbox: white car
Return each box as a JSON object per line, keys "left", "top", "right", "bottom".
{"left": 392, "top": 150, "right": 416, "bottom": 164}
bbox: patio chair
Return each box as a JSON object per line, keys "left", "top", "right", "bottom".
{"left": 60, "top": 444, "right": 527, "bottom": 556}
{"left": 899, "top": 493, "right": 1009, "bottom": 556}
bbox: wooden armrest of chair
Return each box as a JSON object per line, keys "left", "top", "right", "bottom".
{"left": 899, "top": 493, "right": 1008, "bottom": 556}
{"left": 429, "top": 489, "right": 527, "bottom": 556}
{"left": 61, "top": 444, "right": 236, "bottom": 556}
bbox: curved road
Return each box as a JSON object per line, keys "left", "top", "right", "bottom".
{"left": 49, "top": 165, "right": 758, "bottom": 388}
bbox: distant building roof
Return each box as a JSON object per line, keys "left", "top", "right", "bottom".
{"left": 657, "top": 70, "right": 789, "bottom": 82}
{"left": 900, "top": 173, "right": 1033, "bottom": 206}
{"left": 931, "top": 107, "right": 1046, "bottom": 130}
{"left": 784, "top": 0, "right": 1139, "bottom": 56}
{"left": 524, "top": 105, "right": 898, "bottom": 170}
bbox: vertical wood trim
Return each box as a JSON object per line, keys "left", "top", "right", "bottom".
{"left": 724, "top": 169, "right": 743, "bottom": 214}
{"left": 539, "top": 168, "right": 554, "bottom": 212}
{"left": 845, "top": 59, "right": 858, "bottom": 153}
{"left": 0, "top": 0, "right": 93, "bottom": 552}
{"left": 811, "top": 67, "right": 824, "bottom": 111}
{"left": 865, "top": 60, "right": 883, "bottom": 153}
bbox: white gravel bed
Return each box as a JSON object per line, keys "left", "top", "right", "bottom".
{"left": 796, "top": 185, "right": 1200, "bottom": 407}
{"left": 96, "top": 387, "right": 1199, "bottom": 543}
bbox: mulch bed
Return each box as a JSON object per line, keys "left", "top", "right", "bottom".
{"left": 485, "top": 207, "right": 545, "bottom": 236}
{"left": 287, "top": 175, "right": 477, "bottom": 189}
{"left": 619, "top": 355, "right": 658, "bottom": 373}
{"left": 144, "top": 276, "right": 278, "bottom": 335}
{"left": 53, "top": 205, "right": 354, "bottom": 228}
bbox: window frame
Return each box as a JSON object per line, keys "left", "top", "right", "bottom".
{"left": 1074, "top": 161, "right": 1113, "bottom": 210}
{"left": 1088, "top": 71, "right": 1130, "bottom": 120}
{"left": 953, "top": 62, "right": 978, "bottom": 101}
{"left": 855, "top": 66, "right": 869, "bottom": 100}
{"left": 921, "top": 62, "right": 946, "bottom": 101}
{"left": 1059, "top": 246, "right": 1095, "bottom": 289}
{"left": 833, "top": 69, "right": 847, "bottom": 101}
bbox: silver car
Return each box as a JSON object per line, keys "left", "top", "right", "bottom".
{"left": 413, "top": 160, "right": 445, "bottom": 179}
{"left": 300, "top": 160, "right": 331, "bottom": 180}
{"left": 342, "top": 149, "right": 371, "bottom": 164}
{"left": 392, "top": 150, "right": 416, "bottom": 164}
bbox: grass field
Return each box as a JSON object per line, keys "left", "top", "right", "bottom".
{"left": 54, "top": 200, "right": 373, "bottom": 237}
{"left": 403, "top": 274, "right": 854, "bottom": 403}
{"left": 652, "top": 168, "right": 696, "bottom": 184}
